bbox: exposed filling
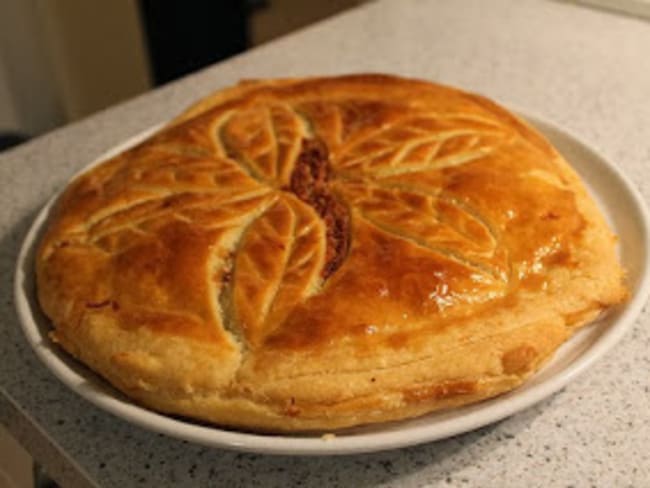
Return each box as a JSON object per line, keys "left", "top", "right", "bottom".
{"left": 289, "top": 139, "right": 350, "bottom": 278}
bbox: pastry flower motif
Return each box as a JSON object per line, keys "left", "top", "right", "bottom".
{"left": 50, "top": 100, "right": 509, "bottom": 346}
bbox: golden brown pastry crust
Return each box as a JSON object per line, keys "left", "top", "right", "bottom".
{"left": 36, "top": 74, "right": 626, "bottom": 432}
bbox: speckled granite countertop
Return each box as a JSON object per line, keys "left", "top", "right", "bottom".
{"left": 2, "top": 0, "right": 650, "bottom": 486}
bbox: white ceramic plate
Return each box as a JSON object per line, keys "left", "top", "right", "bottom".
{"left": 14, "top": 113, "right": 650, "bottom": 456}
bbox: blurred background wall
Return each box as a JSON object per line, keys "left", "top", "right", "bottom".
{"left": 0, "top": 0, "right": 366, "bottom": 142}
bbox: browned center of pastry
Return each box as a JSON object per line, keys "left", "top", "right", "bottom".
{"left": 288, "top": 138, "right": 350, "bottom": 278}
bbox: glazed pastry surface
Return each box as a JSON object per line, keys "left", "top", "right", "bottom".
{"left": 36, "top": 75, "right": 626, "bottom": 431}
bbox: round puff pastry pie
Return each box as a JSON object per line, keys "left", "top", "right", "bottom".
{"left": 36, "top": 74, "right": 626, "bottom": 432}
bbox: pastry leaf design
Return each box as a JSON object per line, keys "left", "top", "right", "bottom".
{"left": 230, "top": 195, "right": 326, "bottom": 346}
{"left": 83, "top": 156, "right": 269, "bottom": 249}
{"left": 336, "top": 114, "right": 505, "bottom": 178}
{"left": 339, "top": 181, "right": 508, "bottom": 281}
{"left": 221, "top": 103, "right": 309, "bottom": 184}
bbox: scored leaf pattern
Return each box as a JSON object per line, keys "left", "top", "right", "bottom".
{"left": 337, "top": 114, "right": 505, "bottom": 177}
{"left": 339, "top": 182, "right": 508, "bottom": 282}
{"left": 231, "top": 195, "right": 325, "bottom": 346}
{"left": 220, "top": 103, "right": 310, "bottom": 184}
{"left": 55, "top": 96, "right": 518, "bottom": 347}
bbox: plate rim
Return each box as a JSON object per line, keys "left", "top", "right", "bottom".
{"left": 14, "top": 110, "right": 650, "bottom": 456}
